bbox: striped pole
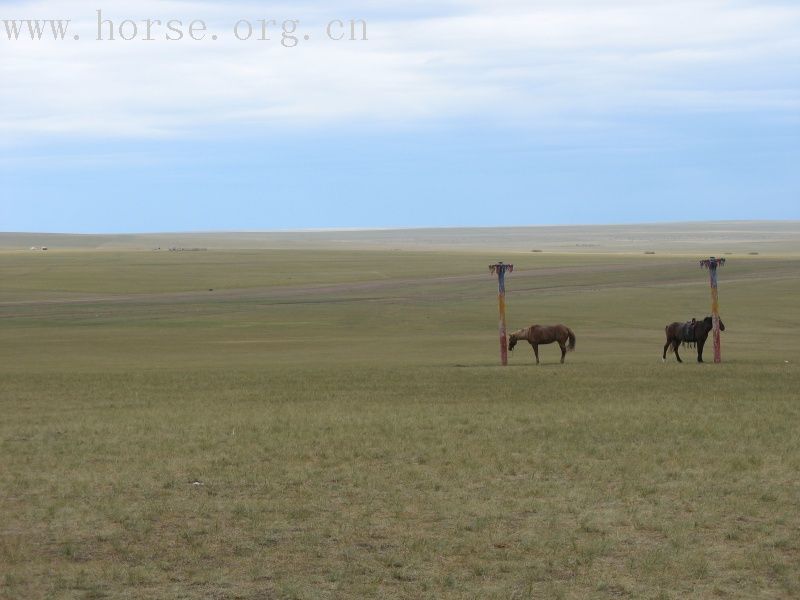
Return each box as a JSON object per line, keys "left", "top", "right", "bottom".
{"left": 700, "top": 257, "right": 725, "bottom": 363}
{"left": 490, "top": 262, "right": 514, "bottom": 366}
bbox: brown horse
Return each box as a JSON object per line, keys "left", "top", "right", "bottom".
{"left": 662, "top": 316, "right": 725, "bottom": 363}
{"left": 508, "top": 324, "right": 576, "bottom": 364}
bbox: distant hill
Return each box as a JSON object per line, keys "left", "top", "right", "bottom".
{"left": 1, "top": 221, "right": 799, "bottom": 254}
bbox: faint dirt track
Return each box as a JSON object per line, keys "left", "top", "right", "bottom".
{"left": 1, "top": 262, "right": 675, "bottom": 309}
{"left": 3, "top": 261, "right": 797, "bottom": 316}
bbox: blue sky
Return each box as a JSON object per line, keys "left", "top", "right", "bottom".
{"left": 1, "top": 0, "right": 799, "bottom": 232}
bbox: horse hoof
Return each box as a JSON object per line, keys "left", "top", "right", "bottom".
{"left": 662, "top": 358, "right": 666, "bottom": 363}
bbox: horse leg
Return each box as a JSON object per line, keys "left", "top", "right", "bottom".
{"left": 697, "top": 339, "right": 705, "bottom": 363}
{"left": 673, "top": 340, "right": 683, "bottom": 363}
{"left": 663, "top": 338, "right": 672, "bottom": 362}
{"left": 532, "top": 343, "right": 540, "bottom": 365}
{"left": 559, "top": 342, "right": 566, "bottom": 364}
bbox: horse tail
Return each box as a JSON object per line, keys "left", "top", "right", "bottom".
{"left": 567, "top": 328, "right": 576, "bottom": 352}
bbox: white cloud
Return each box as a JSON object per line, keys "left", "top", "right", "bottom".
{"left": 0, "top": 0, "right": 798, "bottom": 140}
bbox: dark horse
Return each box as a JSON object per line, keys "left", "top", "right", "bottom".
{"left": 662, "top": 316, "right": 725, "bottom": 363}
{"left": 509, "top": 324, "right": 576, "bottom": 364}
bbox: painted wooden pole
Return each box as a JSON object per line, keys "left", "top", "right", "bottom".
{"left": 490, "top": 262, "right": 514, "bottom": 366}
{"left": 700, "top": 257, "right": 726, "bottom": 363}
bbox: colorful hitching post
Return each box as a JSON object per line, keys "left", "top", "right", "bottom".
{"left": 700, "top": 257, "right": 726, "bottom": 363}
{"left": 490, "top": 262, "right": 514, "bottom": 366}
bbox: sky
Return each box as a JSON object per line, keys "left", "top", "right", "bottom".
{"left": 1, "top": 0, "right": 799, "bottom": 233}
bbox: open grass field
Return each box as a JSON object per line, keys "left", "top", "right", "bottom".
{"left": 2, "top": 224, "right": 799, "bottom": 599}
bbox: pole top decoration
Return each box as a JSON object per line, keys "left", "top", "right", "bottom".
{"left": 700, "top": 257, "right": 726, "bottom": 269}
{"left": 490, "top": 262, "right": 514, "bottom": 275}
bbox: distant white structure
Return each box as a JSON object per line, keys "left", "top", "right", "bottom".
{"left": 30, "top": 246, "right": 38, "bottom": 250}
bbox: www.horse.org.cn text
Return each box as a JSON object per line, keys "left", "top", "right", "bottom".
{"left": 2, "top": 11, "right": 369, "bottom": 46}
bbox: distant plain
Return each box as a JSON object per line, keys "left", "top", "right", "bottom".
{"left": 1, "top": 222, "right": 798, "bottom": 599}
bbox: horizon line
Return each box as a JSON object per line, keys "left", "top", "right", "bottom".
{"left": 3, "top": 219, "right": 799, "bottom": 237}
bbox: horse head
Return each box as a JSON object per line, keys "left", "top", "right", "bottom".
{"left": 508, "top": 334, "right": 517, "bottom": 351}
{"left": 703, "top": 316, "right": 725, "bottom": 331}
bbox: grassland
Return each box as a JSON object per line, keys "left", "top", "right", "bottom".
{"left": 1, "top": 227, "right": 799, "bottom": 599}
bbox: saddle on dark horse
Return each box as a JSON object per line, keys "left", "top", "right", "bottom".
{"left": 681, "top": 318, "right": 698, "bottom": 345}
